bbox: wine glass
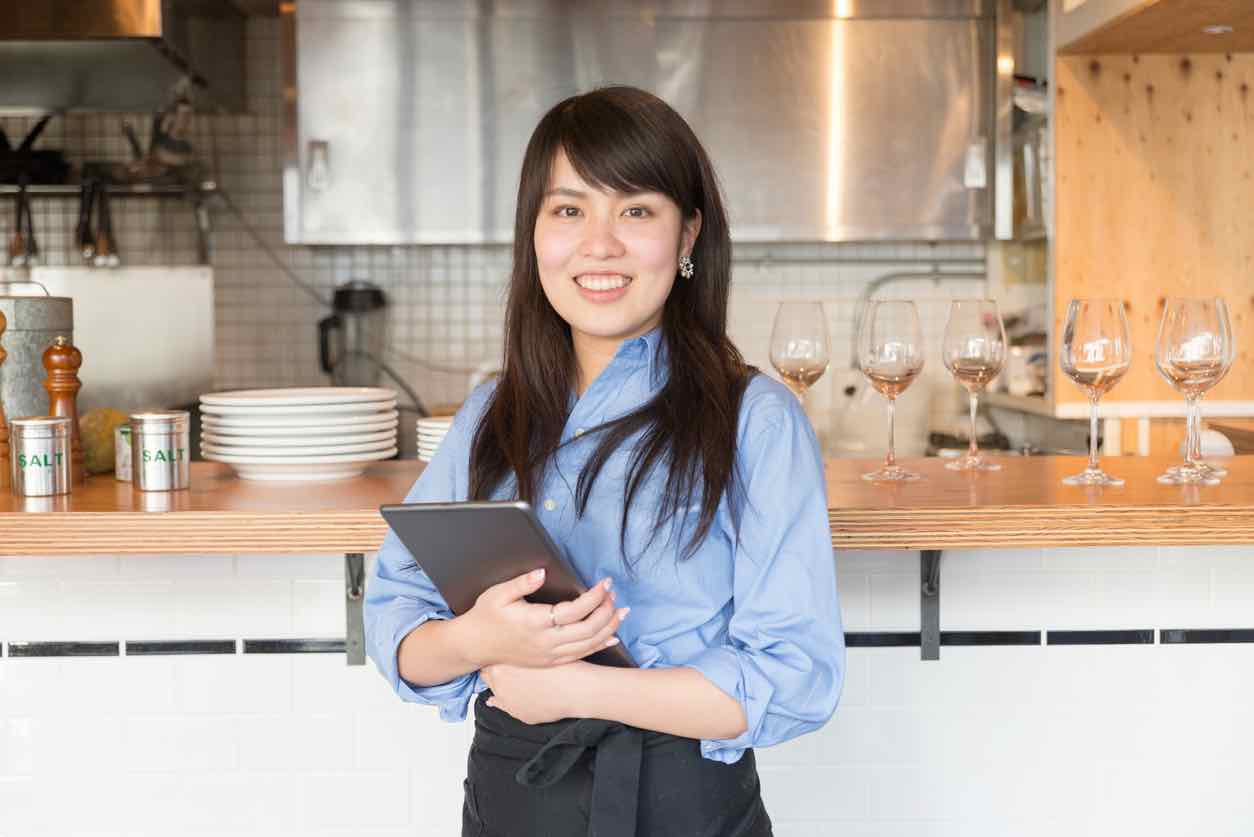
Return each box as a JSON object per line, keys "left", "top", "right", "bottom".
{"left": 1154, "top": 297, "right": 1234, "bottom": 486}
{"left": 858, "top": 300, "right": 925, "bottom": 482}
{"left": 770, "top": 302, "right": 831, "bottom": 408}
{"left": 942, "top": 299, "right": 1007, "bottom": 471}
{"left": 1058, "top": 299, "right": 1132, "bottom": 486}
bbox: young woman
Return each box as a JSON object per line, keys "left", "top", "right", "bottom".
{"left": 365, "top": 86, "right": 844, "bottom": 837}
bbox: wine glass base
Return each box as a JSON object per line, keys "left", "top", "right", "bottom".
{"left": 1062, "top": 468, "right": 1124, "bottom": 487}
{"left": 1157, "top": 466, "right": 1220, "bottom": 486}
{"left": 862, "top": 465, "right": 922, "bottom": 482}
{"left": 944, "top": 455, "right": 1001, "bottom": 472}
{"left": 1166, "top": 462, "right": 1227, "bottom": 479}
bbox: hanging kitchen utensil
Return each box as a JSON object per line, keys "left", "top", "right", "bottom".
{"left": 21, "top": 180, "right": 37, "bottom": 265}
{"left": 121, "top": 121, "right": 145, "bottom": 162}
{"left": 92, "top": 185, "right": 119, "bottom": 268}
{"left": 7, "top": 182, "right": 25, "bottom": 266}
{"left": 75, "top": 180, "right": 96, "bottom": 263}
{"left": 0, "top": 115, "right": 70, "bottom": 185}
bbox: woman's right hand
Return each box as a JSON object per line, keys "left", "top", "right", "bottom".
{"left": 459, "top": 568, "right": 629, "bottom": 669}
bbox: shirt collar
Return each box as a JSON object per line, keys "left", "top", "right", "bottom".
{"left": 611, "top": 326, "right": 667, "bottom": 388}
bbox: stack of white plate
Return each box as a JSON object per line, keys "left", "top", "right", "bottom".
{"left": 199, "top": 387, "right": 399, "bottom": 481}
{"left": 417, "top": 416, "right": 454, "bottom": 462}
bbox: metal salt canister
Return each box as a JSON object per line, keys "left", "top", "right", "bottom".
{"left": 129, "top": 411, "right": 190, "bottom": 492}
{"left": 9, "top": 416, "right": 72, "bottom": 497}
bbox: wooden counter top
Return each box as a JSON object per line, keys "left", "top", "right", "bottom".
{"left": 0, "top": 462, "right": 419, "bottom": 555}
{"left": 826, "top": 455, "right": 1254, "bottom": 549}
{"left": 2, "top": 457, "right": 1253, "bottom": 555}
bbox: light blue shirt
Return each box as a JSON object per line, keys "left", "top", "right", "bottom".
{"left": 364, "top": 328, "right": 844, "bottom": 764}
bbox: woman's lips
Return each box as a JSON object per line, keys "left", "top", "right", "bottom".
{"left": 574, "top": 273, "right": 632, "bottom": 303}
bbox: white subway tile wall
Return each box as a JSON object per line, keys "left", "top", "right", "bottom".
{"left": 4, "top": 547, "right": 1254, "bottom": 835}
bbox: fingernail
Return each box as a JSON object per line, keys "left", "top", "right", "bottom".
{"left": 603, "top": 578, "right": 613, "bottom": 591}
{"left": 605, "top": 637, "right": 620, "bottom": 647}
{"left": 531, "top": 568, "right": 545, "bottom": 581}
{"left": 617, "top": 607, "right": 630, "bottom": 620}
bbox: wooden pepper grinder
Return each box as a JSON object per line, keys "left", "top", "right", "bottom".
{"left": 0, "top": 309, "right": 9, "bottom": 491}
{"left": 43, "top": 335, "right": 86, "bottom": 484}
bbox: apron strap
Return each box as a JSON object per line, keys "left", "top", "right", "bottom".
{"left": 514, "top": 718, "right": 643, "bottom": 837}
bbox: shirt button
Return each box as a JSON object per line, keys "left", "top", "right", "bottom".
{"left": 543, "top": 499, "right": 557, "bottom": 512}
{"left": 574, "top": 428, "right": 585, "bottom": 437}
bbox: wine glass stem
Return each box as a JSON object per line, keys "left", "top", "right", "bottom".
{"left": 967, "top": 391, "right": 979, "bottom": 459}
{"left": 885, "top": 396, "right": 897, "bottom": 468}
{"left": 1185, "top": 396, "right": 1200, "bottom": 466}
{"left": 1087, "top": 395, "right": 1101, "bottom": 472}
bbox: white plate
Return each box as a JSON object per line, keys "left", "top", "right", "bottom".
{"left": 418, "top": 442, "right": 443, "bottom": 452}
{"left": 203, "top": 438, "right": 395, "bottom": 457}
{"left": 200, "top": 399, "right": 396, "bottom": 417}
{"left": 218, "top": 456, "right": 398, "bottom": 482}
{"left": 417, "top": 430, "right": 450, "bottom": 441}
{"left": 202, "top": 429, "right": 397, "bottom": 449}
{"left": 201, "top": 444, "right": 396, "bottom": 484}
{"left": 201, "top": 387, "right": 396, "bottom": 407}
{"left": 202, "top": 410, "right": 399, "bottom": 430}
{"left": 417, "top": 418, "right": 454, "bottom": 429}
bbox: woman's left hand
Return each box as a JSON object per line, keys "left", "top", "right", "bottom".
{"left": 481, "top": 662, "right": 586, "bottom": 725}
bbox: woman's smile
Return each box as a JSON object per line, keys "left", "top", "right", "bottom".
{"left": 574, "top": 271, "right": 634, "bottom": 301}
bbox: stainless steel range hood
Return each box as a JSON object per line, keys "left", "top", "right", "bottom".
{"left": 283, "top": 0, "right": 1013, "bottom": 244}
{"left": 0, "top": 0, "right": 245, "bottom": 113}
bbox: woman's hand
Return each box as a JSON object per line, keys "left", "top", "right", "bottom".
{"left": 459, "top": 568, "right": 629, "bottom": 669}
{"left": 482, "top": 661, "right": 592, "bottom": 725}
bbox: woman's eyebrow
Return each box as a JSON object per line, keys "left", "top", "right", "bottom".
{"left": 544, "top": 187, "right": 586, "bottom": 199}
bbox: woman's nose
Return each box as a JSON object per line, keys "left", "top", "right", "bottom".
{"left": 581, "top": 218, "right": 626, "bottom": 259}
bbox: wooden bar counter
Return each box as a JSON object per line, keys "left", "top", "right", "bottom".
{"left": 2, "top": 456, "right": 1253, "bottom": 555}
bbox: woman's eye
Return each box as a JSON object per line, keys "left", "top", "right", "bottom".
{"left": 623, "top": 206, "right": 651, "bottom": 218}
{"left": 555, "top": 206, "right": 581, "bottom": 218}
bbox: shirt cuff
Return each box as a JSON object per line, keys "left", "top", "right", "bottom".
{"left": 383, "top": 612, "right": 479, "bottom": 723}
{"left": 685, "top": 644, "right": 776, "bottom": 765}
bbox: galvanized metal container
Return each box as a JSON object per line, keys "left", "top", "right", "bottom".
{"left": 9, "top": 416, "right": 72, "bottom": 497}
{"left": 0, "top": 282, "right": 74, "bottom": 422}
{"left": 130, "top": 411, "right": 190, "bottom": 492}
{"left": 114, "top": 424, "right": 132, "bottom": 481}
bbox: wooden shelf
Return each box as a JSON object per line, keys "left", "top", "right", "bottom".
{"left": 4, "top": 457, "right": 1254, "bottom": 555}
{"left": 0, "top": 182, "right": 218, "bottom": 198}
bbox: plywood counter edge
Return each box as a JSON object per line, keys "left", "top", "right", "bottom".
{"left": 3, "top": 458, "right": 1254, "bottom": 554}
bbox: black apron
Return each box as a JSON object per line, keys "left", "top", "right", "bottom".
{"left": 463, "top": 690, "right": 773, "bottom": 837}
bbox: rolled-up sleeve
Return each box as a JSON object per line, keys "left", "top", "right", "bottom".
{"left": 686, "top": 393, "right": 845, "bottom": 763}
{"left": 363, "top": 386, "right": 492, "bottom": 722}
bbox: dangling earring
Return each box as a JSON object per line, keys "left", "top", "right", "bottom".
{"left": 678, "top": 254, "right": 694, "bottom": 279}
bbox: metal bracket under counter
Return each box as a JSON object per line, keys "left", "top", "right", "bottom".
{"left": 345, "top": 553, "right": 365, "bottom": 666}
{"left": 921, "top": 550, "right": 942, "bottom": 661}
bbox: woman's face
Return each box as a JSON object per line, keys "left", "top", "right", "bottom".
{"left": 534, "top": 149, "right": 700, "bottom": 351}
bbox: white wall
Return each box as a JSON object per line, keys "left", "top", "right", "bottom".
{"left": 4, "top": 544, "right": 1254, "bottom": 836}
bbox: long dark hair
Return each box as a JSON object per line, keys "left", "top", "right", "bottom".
{"left": 469, "top": 86, "right": 754, "bottom": 564}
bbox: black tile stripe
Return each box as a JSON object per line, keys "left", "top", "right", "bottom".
{"left": 1161, "top": 629, "right": 1254, "bottom": 644}
{"left": 243, "top": 639, "right": 346, "bottom": 654}
{"left": 941, "top": 631, "right": 1041, "bottom": 646}
{"left": 7, "top": 641, "right": 120, "bottom": 658}
{"left": 846, "top": 631, "right": 1043, "bottom": 647}
{"left": 1047, "top": 630, "right": 1155, "bottom": 646}
{"left": 845, "top": 632, "right": 921, "bottom": 647}
{"left": 126, "top": 640, "right": 237, "bottom": 656}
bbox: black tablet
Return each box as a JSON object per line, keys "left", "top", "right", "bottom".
{"left": 379, "top": 500, "right": 635, "bottom": 668}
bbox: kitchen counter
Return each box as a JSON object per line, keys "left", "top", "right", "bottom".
{"left": 0, "top": 461, "right": 416, "bottom": 555}
{"left": 2, "top": 457, "right": 1252, "bottom": 555}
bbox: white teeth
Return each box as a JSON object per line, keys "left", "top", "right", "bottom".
{"left": 575, "top": 274, "right": 631, "bottom": 291}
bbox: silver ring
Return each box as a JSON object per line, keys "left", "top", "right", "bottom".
{"left": 550, "top": 604, "right": 559, "bottom": 628}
